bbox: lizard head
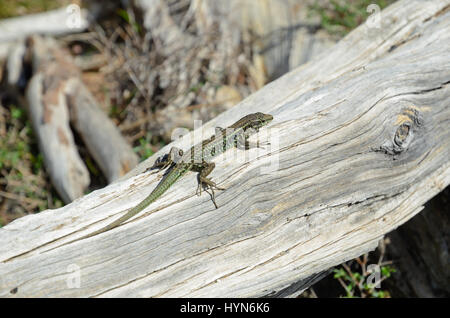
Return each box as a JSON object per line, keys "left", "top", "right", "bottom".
{"left": 245, "top": 112, "right": 273, "bottom": 131}
{"left": 229, "top": 112, "right": 273, "bottom": 131}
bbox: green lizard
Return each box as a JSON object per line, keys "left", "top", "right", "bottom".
{"left": 67, "top": 112, "right": 273, "bottom": 242}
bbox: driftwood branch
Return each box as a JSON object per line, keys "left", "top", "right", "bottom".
{"left": 25, "top": 36, "right": 90, "bottom": 203}
{"left": 24, "top": 36, "right": 138, "bottom": 203}
{"left": 1, "top": 0, "right": 449, "bottom": 297}
{"left": 0, "top": 6, "right": 90, "bottom": 60}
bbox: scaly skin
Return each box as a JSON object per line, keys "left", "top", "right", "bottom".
{"left": 69, "top": 112, "right": 273, "bottom": 242}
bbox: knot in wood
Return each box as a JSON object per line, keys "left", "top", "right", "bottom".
{"left": 377, "top": 105, "right": 424, "bottom": 157}
{"left": 393, "top": 122, "right": 412, "bottom": 150}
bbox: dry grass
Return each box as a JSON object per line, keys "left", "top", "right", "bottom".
{"left": 0, "top": 102, "right": 63, "bottom": 226}
{"left": 0, "top": 0, "right": 74, "bottom": 19}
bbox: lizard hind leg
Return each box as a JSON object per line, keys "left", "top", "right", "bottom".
{"left": 195, "top": 162, "right": 225, "bottom": 209}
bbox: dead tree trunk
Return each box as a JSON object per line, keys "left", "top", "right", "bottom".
{"left": 0, "top": 0, "right": 449, "bottom": 297}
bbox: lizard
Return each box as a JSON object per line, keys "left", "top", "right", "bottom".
{"left": 62, "top": 112, "right": 273, "bottom": 244}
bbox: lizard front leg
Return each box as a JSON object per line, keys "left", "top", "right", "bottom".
{"left": 195, "top": 162, "right": 225, "bottom": 208}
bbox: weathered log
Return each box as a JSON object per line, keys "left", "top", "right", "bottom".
{"left": 0, "top": 0, "right": 449, "bottom": 297}
{"left": 26, "top": 36, "right": 90, "bottom": 203}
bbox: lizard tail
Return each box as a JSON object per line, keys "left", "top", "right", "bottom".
{"left": 79, "top": 166, "right": 187, "bottom": 240}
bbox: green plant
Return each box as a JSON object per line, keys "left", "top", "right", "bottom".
{"left": 333, "top": 252, "right": 396, "bottom": 298}
{"left": 0, "top": 104, "right": 63, "bottom": 224}
{"left": 116, "top": 8, "right": 142, "bottom": 35}
{"left": 308, "top": 0, "right": 396, "bottom": 37}
{"left": 0, "top": 0, "right": 70, "bottom": 19}
{"left": 133, "top": 132, "right": 158, "bottom": 161}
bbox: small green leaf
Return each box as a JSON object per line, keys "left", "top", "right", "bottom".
{"left": 11, "top": 107, "right": 24, "bottom": 119}
{"left": 117, "top": 8, "right": 130, "bottom": 23}
{"left": 333, "top": 268, "right": 346, "bottom": 278}
{"left": 381, "top": 265, "right": 396, "bottom": 278}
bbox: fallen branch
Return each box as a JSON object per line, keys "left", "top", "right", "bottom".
{"left": 24, "top": 36, "right": 138, "bottom": 203}
{"left": 0, "top": 6, "right": 89, "bottom": 60}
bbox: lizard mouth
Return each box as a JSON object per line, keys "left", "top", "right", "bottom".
{"left": 255, "top": 113, "right": 273, "bottom": 127}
